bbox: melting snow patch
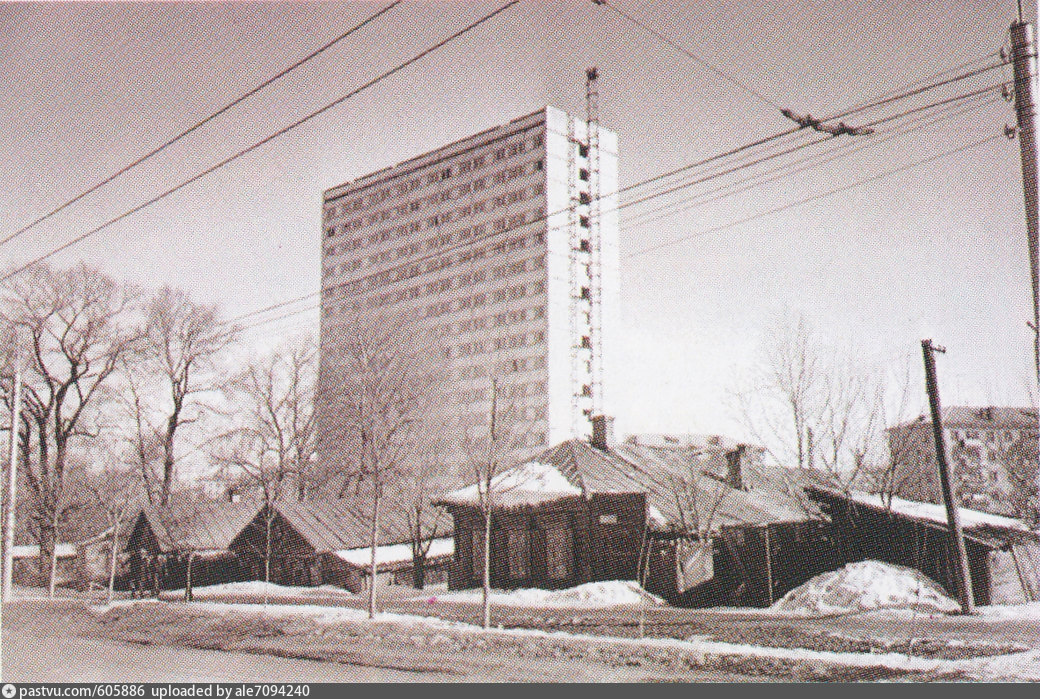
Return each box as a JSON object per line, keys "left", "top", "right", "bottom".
{"left": 426, "top": 580, "right": 664, "bottom": 608}
{"left": 771, "top": 560, "right": 960, "bottom": 616}
{"left": 161, "top": 581, "right": 354, "bottom": 600}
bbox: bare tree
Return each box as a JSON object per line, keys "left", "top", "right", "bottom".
{"left": 0, "top": 264, "right": 141, "bottom": 593}
{"left": 733, "top": 313, "right": 824, "bottom": 470}
{"left": 213, "top": 336, "right": 319, "bottom": 600}
{"left": 322, "top": 313, "right": 437, "bottom": 619}
{"left": 83, "top": 448, "right": 140, "bottom": 604}
{"left": 143, "top": 286, "right": 235, "bottom": 507}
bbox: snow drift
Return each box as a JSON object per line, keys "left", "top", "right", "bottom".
{"left": 771, "top": 560, "right": 960, "bottom": 616}
{"left": 162, "top": 581, "right": 354, "bottom": 600}
{"left": 426, "top": 580, "right": 664, "bottom": 608}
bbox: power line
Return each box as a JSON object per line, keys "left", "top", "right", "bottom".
{"left": 623, "top": 93, "right": 1001, "bottom": 230}
{"left": 624, "top": 134, "right": 1003, "bottom": 260}
{"left": 237, "top": 96, "right": 1004, "bottom": 338}
{"left": 230, "top": 82, "right": 1013, "bottom": 336}
{"left": 596, "top": 0, "right": 785, "bottom": 112}
{"left": 0, "top": 1, "right": 521, "bottom": 284}
{"left": 0, "top": 1, "right": 403, "bottom": 249}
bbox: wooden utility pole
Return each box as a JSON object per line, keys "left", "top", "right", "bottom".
{"left": 921, "top": 339, "right": 975, "bottom": 614}
{"left": 2, "top": 343, "right": 23, "bottom": 600}
{"left": 1009, "top": 6, "right": 1039, "bottom": 385}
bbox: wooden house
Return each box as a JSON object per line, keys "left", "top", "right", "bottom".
{"left": 229, "top": 498, "right": 453, "bottom": 593}
{"left": 435, "top": 427, "right": 835, "bottom": 607}
{"left": 123, "top": 501, "right": 260, "bottom": 594}
{"left": 807, "top": 486, "right": 1040, "bottom": 605}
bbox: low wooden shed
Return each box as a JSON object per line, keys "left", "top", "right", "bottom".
{"left": 807, "top": 486, "right": 1040, "bottom": 605}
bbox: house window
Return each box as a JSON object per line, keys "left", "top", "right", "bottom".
{"left": 472, "top": 529, "right": 487, "bottom": 580}
{"left": 507, "top": 529, "right": 529, "bottom": 579}
{"left": 546, "top": 527, "right": 573, "bottom": 580}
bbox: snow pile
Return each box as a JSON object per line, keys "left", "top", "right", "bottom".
{"left": 438, "top": 461, "right": 582, "bottom": 509}
{"left": 850, "top": 492, "right": 1030, "bottom": 532}
{"left": 976, "top": 601, "right": 1040, "bottom": 621}
{"left": 162, "top": 581, "right": 354, "bottom": 600}
{"left": 771, "top": 561, "right": 960, "bottom": 616}
{"left": 335, "top": 537, "right": 454, "bottom": 568}
{"left": 428, "top": 580, "right": 664, "bottom": 608}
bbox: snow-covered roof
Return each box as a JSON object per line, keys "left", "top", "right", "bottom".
{"left": 334, "top": 536, "right": 454, "bottom": 568}
{"left": 436, "top": 461, "right": 582, "bottom": 509}
{"left": 848, "top": 492, "right": 1030, "bottom": 533}
{"left": 11, "top": 544, "right": 77, "bottom": 559}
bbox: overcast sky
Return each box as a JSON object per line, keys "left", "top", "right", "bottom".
{"left": 0, "top": 0, "right": 1036, "bottom": 440}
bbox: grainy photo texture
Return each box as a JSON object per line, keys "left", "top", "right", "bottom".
{"left": 0, "top": 0, "right": 1038, "bottom": 684}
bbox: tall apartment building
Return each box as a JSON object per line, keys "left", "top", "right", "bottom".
{"left": 317, "top": 107, "right": 620, "bottom": 478}
{"left": 887, "top": 406, "right": 1039, "bottom": 519}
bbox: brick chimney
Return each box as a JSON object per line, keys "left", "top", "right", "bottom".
{"left": 590, "top": 415, "right": 615, "bottom": 451}
{"left": 725, "top": 445, "right": 746, "bottom": 490}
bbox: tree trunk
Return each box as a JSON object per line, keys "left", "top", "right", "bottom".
{"left": 45, "top": 509, "right": 60, "bottom": 598}
{"left": 185, "top": 553, "right": 194, "bottom": 602}
{"left": 412, "top": 554, "right": 426, "bottom": 590}
{"left": 368, "top": 484, "right": 381, "bottom": 619}
{"left": 482, "top": 507, "right": 492, "bottom": 630}
{"left": 264, "top": 514, "right": 273, "bottom": 607}
{"left": 107, "top": 520, "right": 120, "bottom": 606}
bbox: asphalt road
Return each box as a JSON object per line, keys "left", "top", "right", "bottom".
{"left": 1, "top": 599, "right": 759, "bottom": 683}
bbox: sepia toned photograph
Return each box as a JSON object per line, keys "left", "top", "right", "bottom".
{"left": 0, "top": 0, "right": 1038, "bottom": 684}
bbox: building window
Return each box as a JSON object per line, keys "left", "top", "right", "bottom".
{"left": 546, "top": 527, "right": 573, "bottom": 580}
{"left": 577, "top": 144, "right": 589, "bottom": 158}
{"left": 578, "top": 192, "right": 591, "bottom": 205}
{"left": 507, "top": 529, "right": 529, "bottom": 579}
{"left": 579, "top": 168, "right": 590, "bottom": 181}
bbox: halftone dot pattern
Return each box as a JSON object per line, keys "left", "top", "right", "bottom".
{"left": 2, "top": 0, "right": 1038, "bottom": 684}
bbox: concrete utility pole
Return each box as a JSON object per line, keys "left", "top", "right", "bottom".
{"left": 2, "top": 346, "right": 23, "bottom": 600}
{"left": 1009, "top": 5, "right": 1040, "bottom": 385}
{"left": 921, "top": 340, "right": 975, "bottom": 614}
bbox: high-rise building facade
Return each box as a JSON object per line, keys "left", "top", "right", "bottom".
{"left": 317, "top": 107, "right": 620, "bottom": 474}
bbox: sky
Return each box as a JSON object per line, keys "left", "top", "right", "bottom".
{"left": 0, "top": 0, "right": 1036, "bottom": 443}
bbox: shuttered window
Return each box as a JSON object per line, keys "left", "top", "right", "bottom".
{"left": 546, "top": 527, "right": 573, "bottom": 580}
{"left": 507, "top": 529, "right": 530, "bottom": 579}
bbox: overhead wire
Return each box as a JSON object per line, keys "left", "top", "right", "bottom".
{"left": 622, "top": 93, "right": 1003, "bottom": 230}
{"left": 228, "top": 64, "right": 1014, "bottom": 336}
{"left": 0, "top": 0, "right": 522, "bottom": 284}
{"left": 624, "top": 133, "right": 1004, "bottom": 260}
{"left": 0, "top": 0, "right": 404, "bottom": 249}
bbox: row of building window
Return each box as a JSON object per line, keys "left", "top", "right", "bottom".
{"left": 326, "top": 253, "right": 545, "bottom": 313}
{"left": 455, "top": 354, "right": 547, "bottom": 380}
{"left": 455, "top": 379, "right": 548, "bottom": 405}
{"left": 325, "top": 132, "right": 545, "bottom": 220}
{"left": 455, "top": 330, "right": 546, "bottom": 358}
{"left": 322, "top": 212, "right": 545, "bottom": 293}
{"left": 325, "top": 180, "right": 544, "bottom": 262}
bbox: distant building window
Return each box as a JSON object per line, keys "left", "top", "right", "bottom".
{"left": 577, "top": 144, "right": 589, "bottom": 158}
{"left": 507, "top": 529, "right": 529, "bottom": 579}
{"left": 579, "top": 168, "right": 590, "bottom": 181}
{"left": 546, "top": 527, "right": 573, "bottom": 580}
{"left": 578, "top": 192, "right": 591, "bottom": 205}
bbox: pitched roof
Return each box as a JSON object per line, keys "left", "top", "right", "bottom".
{"left": 437, "top": 439, "right": 819, "bottom": 531}
{"left": 268, "top": 497, "right": 452, "bottom": 554}
{"left": 890, "top": 406, "right": 1038, "bottom": 431}
{"left": 140, "top": 501, "right": 263, "bottom": 553}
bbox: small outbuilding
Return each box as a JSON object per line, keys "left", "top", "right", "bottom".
{"left": 806, "top": 486, "right": 1040, "bottom": 605}
{"left": 229, "top": 498, "right": 453, "bottom": 593}
{"left": 123, "top": 501, "right": 260, "bottom": 595}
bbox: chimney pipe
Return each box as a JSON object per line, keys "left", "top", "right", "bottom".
{"left": 725, "top": 445, "right": 746, "bottom": 490}
{"left": 590, "top": 415, "right": 615, "bottom": 451}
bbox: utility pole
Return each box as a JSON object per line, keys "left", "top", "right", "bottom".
{"left": 921, "top": 340, "right": 975, "bottom": 614}
{"left": 1009, "top": 4, "right": 1039, "bottom": 386}
{"left": 2, "top": 340, "right": 23, "bottom": 600}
